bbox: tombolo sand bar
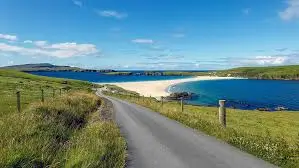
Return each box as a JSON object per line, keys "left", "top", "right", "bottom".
{"left": 98, "top": 76, "right": 238, "bottom": 98}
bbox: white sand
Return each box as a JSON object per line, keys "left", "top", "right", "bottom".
{"left": 99, "top": 76, "right": 238, "bottom": 98}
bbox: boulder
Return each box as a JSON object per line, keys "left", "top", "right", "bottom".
{"left": 275, "top": 106, "right": 288, "bottom": 111}
{"left": 166, "top": 92, "right": 195, "bottom": 100}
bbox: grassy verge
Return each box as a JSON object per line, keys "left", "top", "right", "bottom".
{"left": 0, "top": 70, "right": 126, "bottom": 168}
{"left": 0, "top": 91, "right": 126, "bottom": 167}
{"left": 0, "top": 70, "right": 94, "bottom": 117}
{"left": 104, "top": 87, "right": 299, "bottom": 168}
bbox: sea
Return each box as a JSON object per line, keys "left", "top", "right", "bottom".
{"left": 29, "top": 71, "right": 299, "bottom": 111}
{"left": 169, "top": 79, "right": 299, "bottom": 111}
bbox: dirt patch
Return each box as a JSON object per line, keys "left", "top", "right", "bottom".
{"left": 99, "top": 97, "right": 115, "bottom": 121}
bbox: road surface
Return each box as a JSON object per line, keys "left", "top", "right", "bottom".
{"left": 96, "top": 91, "right": 277, "bottom": 168}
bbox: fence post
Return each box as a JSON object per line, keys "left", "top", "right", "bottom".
{"left": 181, "top": 98, "right": 184, "bottom": 112}
{"left": 161, "top": 96, "right": 164, "bottom": 108}
{"left": 53, "top": 88, "right": 55, "bottom": 97}
{"left": 219, "top": 100, "right": 226, "bottom": 128}
{"left": 41, "top": 89, "right": 44, "bottom": 102}
{"left": 16, "top": 91, "right": 21, "bottom": 112}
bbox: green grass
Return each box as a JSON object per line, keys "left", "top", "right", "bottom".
{"left": 105, "top": 86, "right": 299, "bottom": 168}
{"left": 0, "top": 70, "right": 126, "bottom": 168}
{"left": 0, "top": 91, "right": 126, "bottom": 168}
{"left": 0, "top": 70, "right": 94, "bottom": 116}
{"left": 65, "top": 121, "right": 126, "bottom": 168}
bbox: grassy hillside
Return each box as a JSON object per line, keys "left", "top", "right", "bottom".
{"left": 0, "top": 70, "right": 94, "bottom": 116}
{"left": 0, "top": 70, "right": 126, "bottom": 167}
{"left": 104, "top": 85, "right": 299, "bottom": 168}
{"left": 0, "top": 63, "right": 115, "bottom": 72}
{"left": 216, "top": 65, "right": 299, "bottom": 80}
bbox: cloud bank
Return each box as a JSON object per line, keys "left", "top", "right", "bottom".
{"left": 0, "top": 34, "right": 99, "bottom": 58}
{"left": 0, "top": 34, "right": 17, "bottom": 41}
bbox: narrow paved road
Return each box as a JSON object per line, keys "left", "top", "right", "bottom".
{"left": 96, "top": 91, "right": 277, "bottom": 168}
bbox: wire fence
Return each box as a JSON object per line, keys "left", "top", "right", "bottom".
{"left": 1, "top": 87, "right": 70, "bottom": 116}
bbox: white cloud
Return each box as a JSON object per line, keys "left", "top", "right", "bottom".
{"left": 132, "top": 39, "right": 154, "bottom": 44}
{"left": 0, "top": 41, "right": 99, "bottom": 58}
{"left": 34, "top": 41, "right": 47, "bottom": 47}
{"left": 24, "top": 40, "right": 33, "bottom": 43}
{"left": 95, "top": 10, "right": 128, "bottom": 19}
{"left": 279, "top": 0, "right": 299, "bottom": 20}
{"left": 253, "top": 56, "right": 289, "bottom": 65}
{"left": 172, "top": 33, "right": 185, "bottom": 38}
{"left": 230, "top": 56, "right": 290, "bottom": 66}
{"left": 72, "top": 0, "right": 82, "bottom": 7}
{"left": 0, "top": 34, "right": 17, "bottom": 41}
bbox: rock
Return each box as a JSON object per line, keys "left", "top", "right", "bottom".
{"left": 166, "top": 92, "right": 196, "bottom": 100}
{"left": 256, "top": 107, "right": 270, "bottom": 111}
{"left": 275, "top": 106, "right": 288, "bottom": 111}
{"left": 61, "top": 80, "right": 68, "bottom": 84}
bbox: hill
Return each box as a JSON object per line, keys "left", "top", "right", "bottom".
{"left": 216, "top": 65, "right": 299, "bottom": 80}
{"left": 0, "top": 63, "right": 115, "bottom": 73}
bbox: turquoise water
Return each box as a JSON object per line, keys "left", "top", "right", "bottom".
{"left": 169, "top": 79, "right": 299, "bottom": 111}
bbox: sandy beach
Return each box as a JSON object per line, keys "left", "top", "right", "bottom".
{"left": 99, "top": 76, "right": 237, "bottom": 98}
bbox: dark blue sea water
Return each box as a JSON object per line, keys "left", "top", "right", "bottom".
{"left": 169, "top": 79, "right": 299, "bottom": 111}
{"left": 29, "top": 71, "right": 190, "bottom": 83}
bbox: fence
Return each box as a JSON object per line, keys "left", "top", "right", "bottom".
{"left": 123, "top": 94, "right": 227, "bottom": 128}
{"left": 2, "top": 87, "right": 69, "bottom": 114}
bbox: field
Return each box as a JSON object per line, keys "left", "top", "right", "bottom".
{"left": 0, "top": 70, "right": 126, "bottom": 167}
{"left": 104, "top": 85, "right": 299, "bottom": 168}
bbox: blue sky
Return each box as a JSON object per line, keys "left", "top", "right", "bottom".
{"left": 0, "top": 0, "right": 299, "bottom": 70}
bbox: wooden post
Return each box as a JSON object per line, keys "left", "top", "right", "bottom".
{"left": 161, "top": 96, "right": 164, "bottom": 108}
{"left": 53, "top": 88, "right": 55, "bottom": 97}
{"left": 219, "top": 100, "right": 226, "bottom": 127}
{"left": 41, "top": 89, "right": 44, "bottom": 102}
{"left": 181, "top": 98, "right": 184, "bottom": 112}
{"left": 16, "top": 91, "right": 21, "bottom": 112}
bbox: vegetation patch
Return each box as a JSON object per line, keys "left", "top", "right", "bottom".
{"left": 0, "top": 92, "right": 126, "bottom": 168}
{"left": 0, "top": 70, "right": 126, "bottom": 168}
{"left": 0, "top": 70, "right": 94, "bottom": 116}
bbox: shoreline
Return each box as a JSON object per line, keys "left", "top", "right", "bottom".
{"left": 98, "top": 76, "right": 239, "bottom": 98}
